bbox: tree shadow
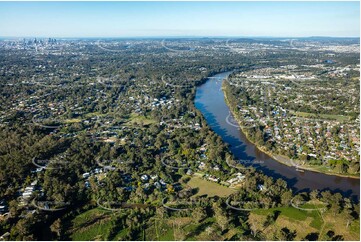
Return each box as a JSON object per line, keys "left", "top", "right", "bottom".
{"left": 304, "top": 232, "right": 319, "bottom": 241}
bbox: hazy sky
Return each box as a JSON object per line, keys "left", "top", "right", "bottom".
{"left": 0, "top": 1, "right": 359, "bottom": 38}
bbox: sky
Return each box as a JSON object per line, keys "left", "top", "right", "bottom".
{"left": 0, "top": 1, "right": 359, "bottom": 38}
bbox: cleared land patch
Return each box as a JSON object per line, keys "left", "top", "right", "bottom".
{"left": 291, "top": 111, "right": 352, "bottom": 122}
{"left": 187, "top": 177, "right": 237, "bottom": 197}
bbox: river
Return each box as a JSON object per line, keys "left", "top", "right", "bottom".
{"left": 194, "top": 71, "right": 360, "bottom": 200}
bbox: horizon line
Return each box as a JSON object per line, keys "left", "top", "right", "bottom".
{"left": 0, "top": 35, "right": 360, "bottom": 39}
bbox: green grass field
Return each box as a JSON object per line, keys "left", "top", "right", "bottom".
{"left": 68, "top": 208, "right": 119, "bottom": 241}
{"left": 187, "top": 177, "right": 237, "bottom": 197}
{"left": 112, "top": 228, "right": 129, "bottom": 241}
{"left": 71, "top": 208, "right": 110, "bottom": 227}
{"left": 252, "top": 206, "right": 314, "bottom": 221}
{"left": 84, "top": 112, "right": 106, "bottom": 118}
{"left": 292, "top": 111, "right": 351, "bottom": 122}
{"left": 297, "top": 163, "right": 360, "bottom": 177}
{"left": 146, "top": 217, "right": 218, "bottom": 241}
{"left": 125, "top": 113, "right": 157, "bottom": 126}
{"left": 250, "top": 205, "right": 359, "bottom": 240}
{"left": 63, "top": 118, "right": 82, "bottom": 124}
{"left": 299, "top": 203, "right": 328, "bottom": 210}
{"left": 145, "top": 218, "right": 175, "bottom": 240}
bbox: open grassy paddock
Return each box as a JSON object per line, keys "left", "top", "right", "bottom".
{"left": 187, "top": 176, "right": 237, "bottom": 197}
{"left": 68, "top": 208, "right": 129, "bottom": 241}
{"left": 250, "top": 205, "right": 359, "bottom": 241}
{"left": 292, "top": 111, "right": 352, "bottom": 122}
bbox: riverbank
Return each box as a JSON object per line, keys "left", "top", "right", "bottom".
{"left": 222, "top": 84, "right": 360, "bottom": 180}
